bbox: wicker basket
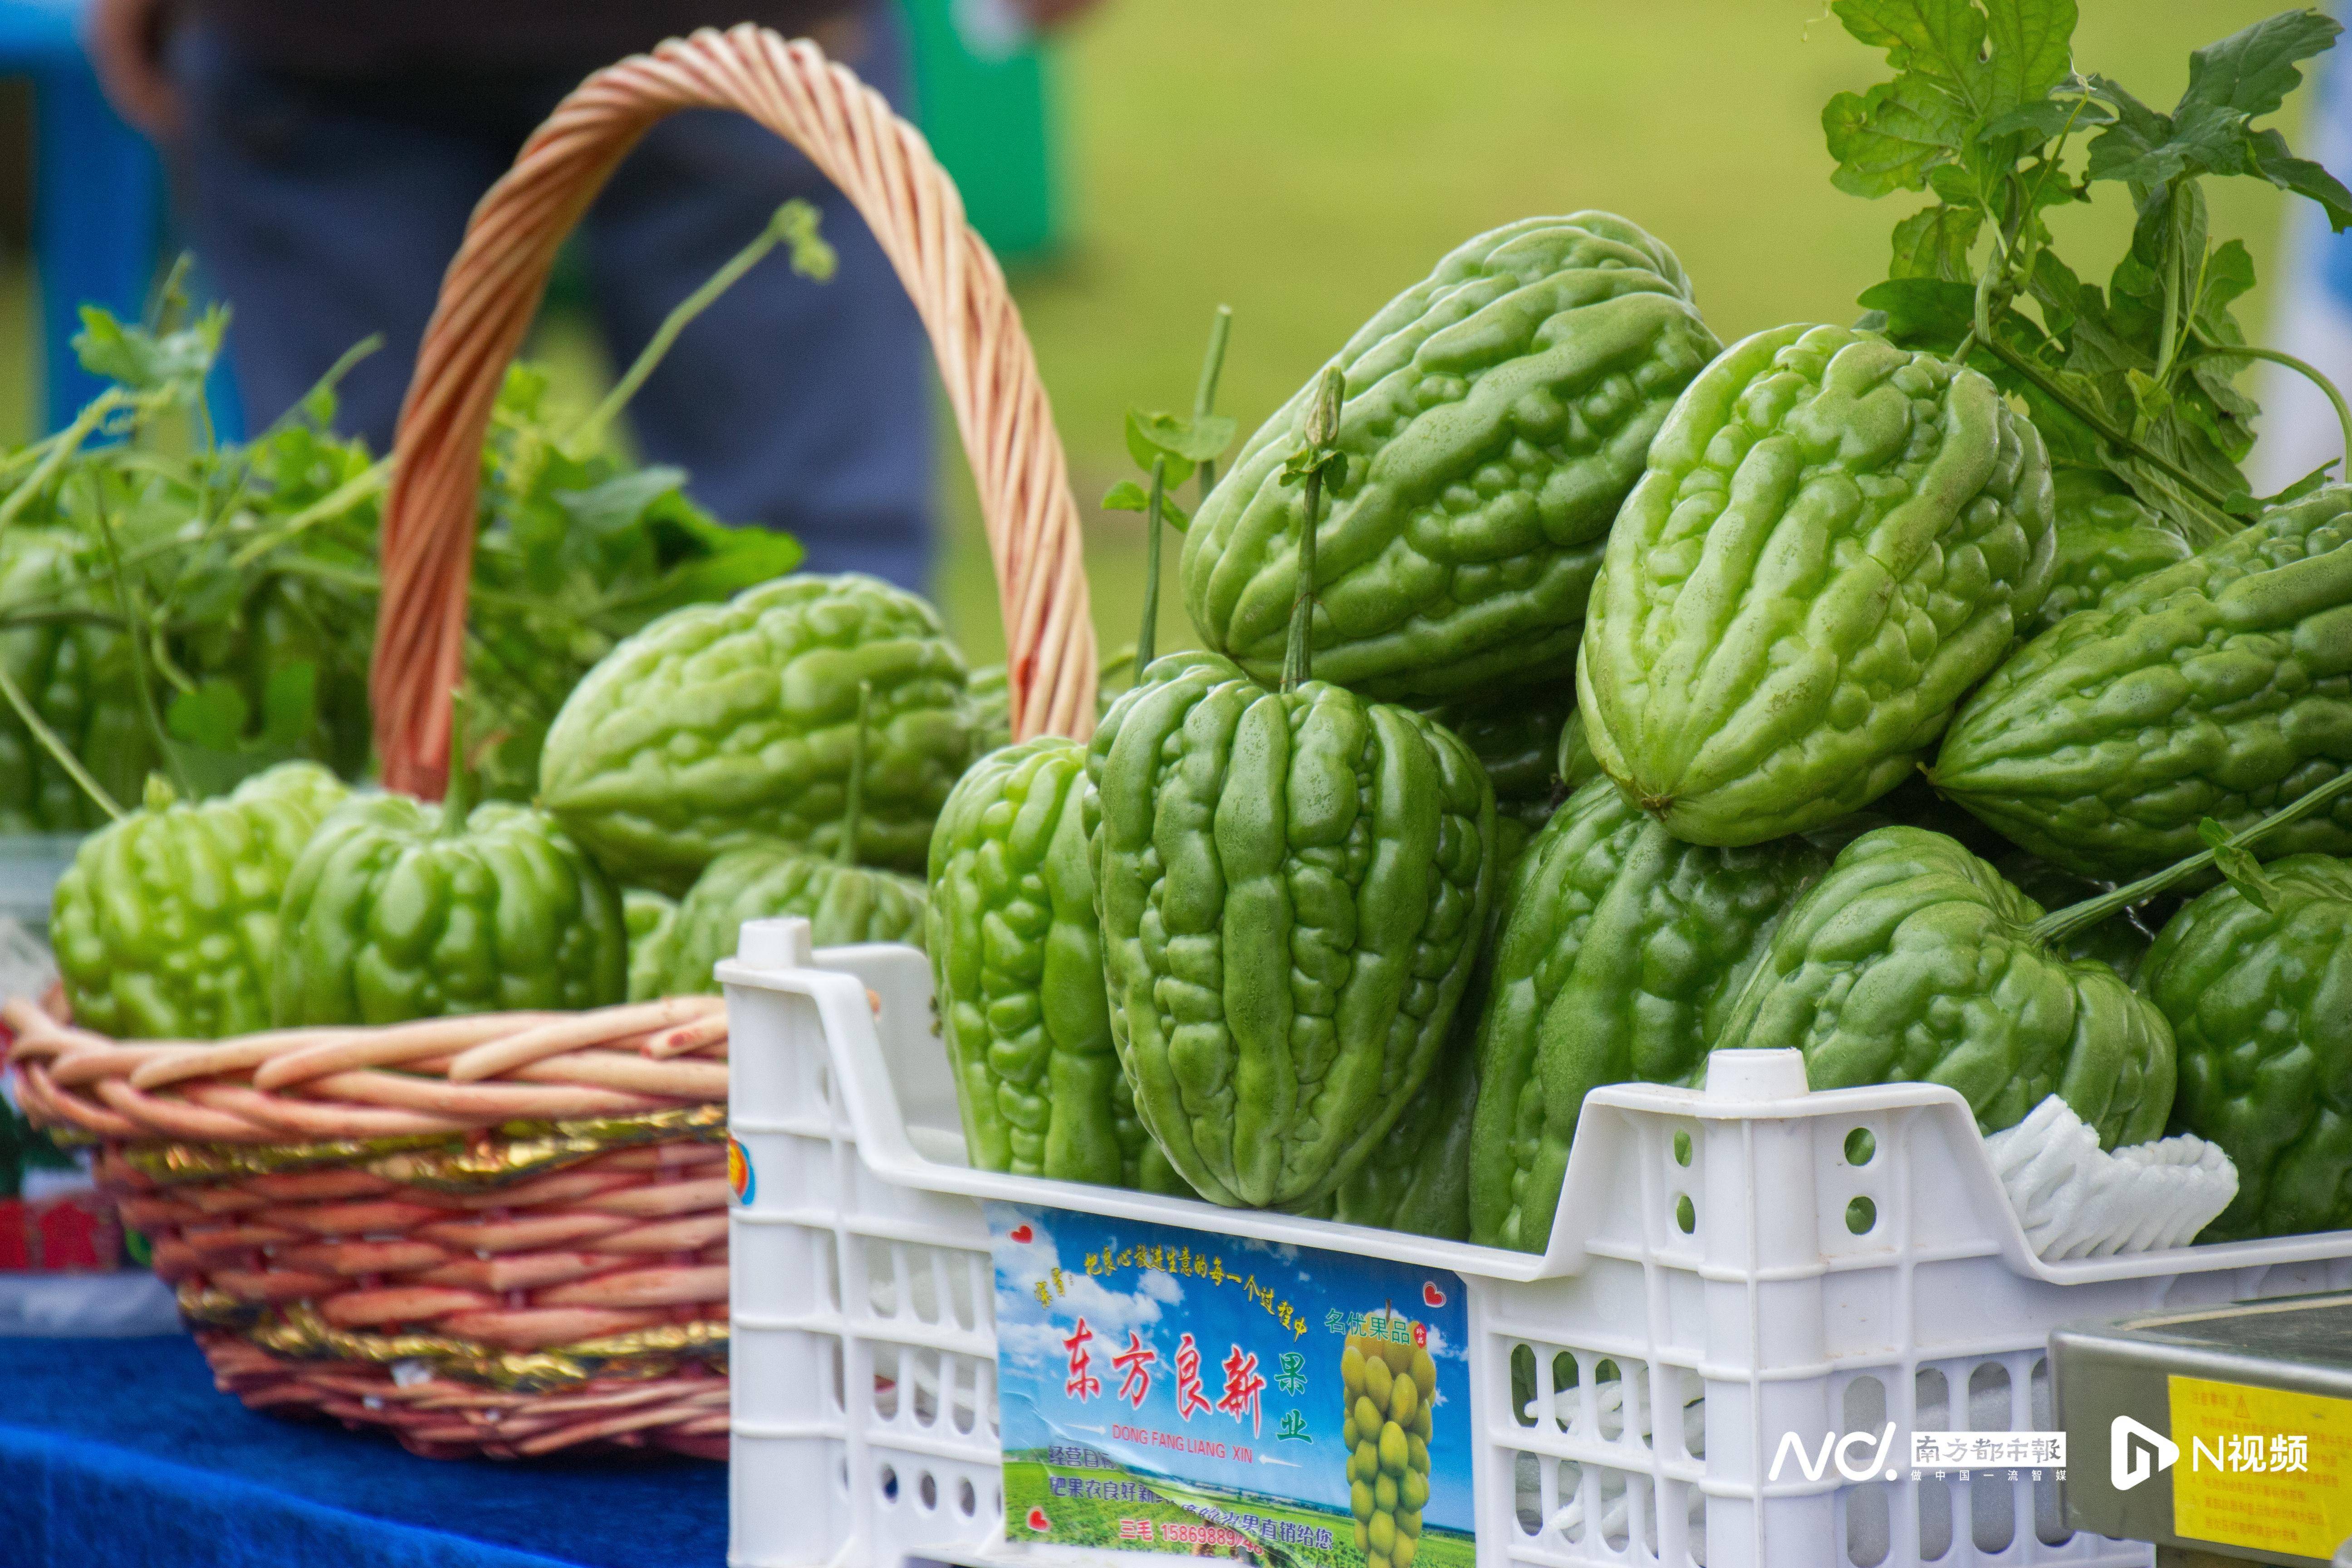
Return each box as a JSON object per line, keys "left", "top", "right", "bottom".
{"left": 2, "top": 24, "right": 1093, "bottom": 1460}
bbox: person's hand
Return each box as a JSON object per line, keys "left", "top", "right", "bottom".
{"left": 86, "top": 0, "right": 181, "bottom": 139}
{"left": 1017, "top": 0, "right": 1110, "bottom": 30}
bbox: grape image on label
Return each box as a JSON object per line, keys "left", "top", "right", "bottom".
{"left": 1342, "top": 1310, "right": 1435, "bottom": 1568}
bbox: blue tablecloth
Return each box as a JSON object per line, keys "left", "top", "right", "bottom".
{"left": 0, "top": 1334, "right": 726, "bottom": 1567}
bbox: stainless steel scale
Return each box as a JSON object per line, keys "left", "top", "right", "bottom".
{"left": 2053, "top": 1292, "right": 2352, "bottom": 1568}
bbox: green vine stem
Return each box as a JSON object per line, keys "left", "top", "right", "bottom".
{"left": 2031, "top": 768, "right": 2352, "bottom": 944}
{"left": 1193, "top": 304, "right": 1234, "bottom": 498}
{"left": 1279, "top": 367, "right": 1347, "bottom": 693}
{"left": 1137, "top": 455, "right": 1169, "bottom": 672}
{"left": 0, "top": 657, "right": 123, "bottom": 821}
{"left": 228, "top": 457, "right": 393, "bottom": 570}
{"left": 257, "top": 333, "right": 382, "bottom": 441}
{"left": 568, "top": 200, "right": 833, "bottom": 461}
{"left": 0, "top": 388, "right": 127, "bottom": 536}
{"left": 86, "top": 484, "right": 190, "bottom": 798}
{"left": 2187, "top": 336, "right": 2352, "bottom": 481}
{"left": 0, "top": 607, "right": 125, "bottom": 633}
{"left": 1969, "top": 280, "right": 2239, "bottom": 515}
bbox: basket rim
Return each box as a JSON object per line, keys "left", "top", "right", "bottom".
{"left": 4, "top": 994, "right": 726, "bottom": 1142}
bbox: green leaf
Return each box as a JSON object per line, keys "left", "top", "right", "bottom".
{"left": 2022, "top": 245, "right": 2084, "bottom": 324}
{"left": 1100, "top": 478, "right": 1190, "bottom": 528}
{"left": 1279, "top": 445, "right": 1347, "bottom": 492}
{"left": 2225, "top": 461, "right": 2335, "bottom": 517}
{"left": 1132, "top": 408, "right": 1236, "bottom": 464}
{"left": 2124, "top": 368, "right": 2175, "bottom": 434}
{"left": 1178, "top": 415, "right": 1238, "bottom": 462}
{"left": 166, "top": 679, "right": 249, "bottom": 750}
{"left": 556, "top": 466, "right": 692, "bottom": 537}
{"left": 72, "top": 304, "right": 224, "bottom": 392}
{"left": 2195, "top": 236, "right": 2259, "bottom": 333}
{"left": 1857, "top": 276, "right": 1978, "bottom": 344}
{"left": 2267, "top": 462, "right": 2336, "bottom": 507}
{"left": 1825, "top": 77, "right": 1975, "bottom": 196}
{"left": 2199, "top": 816, "right": 2280, "bottom": 911}
{"left": 2250, "top": 129, "right": 2352, "bottom": 232}
{"left": 1980, "top": 0, "right": 2078, "bottom": 113}
{"left": 1978, "top": 95, "right": 2110, "bottom": 142}
{"left": 2016, "top": 206, "right": 2258, "bottom": 534}
{"left": 2124, "top": 166, "right": 2209, "bottom": 276}
{"left": 170, "top": 544, "right": 250, "bottom": 629}
{"left": 2107, "top": 444, "right": 2244, "bottom": 545}
{"left": 1888, "top": 203, "right": 1984, "bottom": 280}
{"left": 2085, "top": 14, "right": 2352, "bottom": 229}
{"left": 1835, "top": 0, "right": 2074, "bottom": 109}
{"left": 2183, "top": 10, "right": 2338, "bottom": 120}
{"left": 2082, "top": 74, "right": 2183, "bottom": 188}
{"left": 620, "top": 518, "right": 804, "bottom": 624}
{"left": 1122, "top": 412, "right": 1206, "bottom": 485}
{"left": 1827, "top": 0, "right": 2078, "bottom": 196}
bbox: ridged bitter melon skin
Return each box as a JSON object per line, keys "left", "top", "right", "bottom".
{"left": 1933, "top": 485, "right": 2352, "bottom": 879}
{"left": 1578, "top": 323, "right": 2055, "bottom": 846}
{"left": 623, "top": 889, "right": 679, "bottom": 1002}
{"left": 1087, "top": 653, "right": 1494, "bottom": 1210}
{"left": 51, "top": 763, "right": 350, "bottom": 1039}
{"left": 930, "top": 737, "right": 1186, "bottom": 1193}
{"left": 2020, "top": 469, "right": 2202, "bottom": 640}
{"left": 1325, "top": 1026, "right": 1480, "bottom": 1241}
{"left": 2141, "top": 854, "right": 2352, "bottom": 1240}
{"left": 658, "top": 844, "right": 926, "bottom": 997}
{"left": 1718, "top": 826, "right": 2175, "bottom": 1150}
{"left": 0, "top": 529, "right": 153, "bottom": 833}
{"left": 538, "top": 574, "right": 972, "bottom": 892}
{"left": 1182, "top": 214, "right": 1720, "bottom": 701}
{"left": 1466, "top": 776, "right": 1834, "bottom": 1252}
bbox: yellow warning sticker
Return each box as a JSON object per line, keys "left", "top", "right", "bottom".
{"left": 2169, "top": 1376, "right": 2352, "bottom": 1560}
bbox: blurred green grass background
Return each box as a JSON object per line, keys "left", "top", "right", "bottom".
{"left": 922, "top": 0, "right": 2307, "bottom": 670}
{"left": 1, "top": 4, "right": 2298, "bottom": 672}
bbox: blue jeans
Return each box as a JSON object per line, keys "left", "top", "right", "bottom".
{"left": 168, "top": 14, "right": 936, "bottom": 589}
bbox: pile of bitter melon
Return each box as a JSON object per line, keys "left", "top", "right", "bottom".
{"left": 912, "top": 3, "right": 2352, "bottom": 1252}
{"left": 76, "top": 0, "right": 2351, "bottom": 1259}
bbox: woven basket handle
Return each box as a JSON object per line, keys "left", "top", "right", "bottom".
{"left": 371, "top": 24, "right": 1097, "bottom": 797}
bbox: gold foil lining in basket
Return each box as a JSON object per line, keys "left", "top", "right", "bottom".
{"left": 123, "top": 1104, "right": 728, "bottom": 1192}
{"left": 181, "top": 1289, "right": 730, "bottom": 1394}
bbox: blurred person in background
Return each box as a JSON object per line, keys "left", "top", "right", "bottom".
{"left": 86, "top": 0, "right": 1101, "bottom": 590}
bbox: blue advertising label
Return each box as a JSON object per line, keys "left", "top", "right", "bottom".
{"left": 990, "top": 1201, "right": 1473, "bottom": 1564}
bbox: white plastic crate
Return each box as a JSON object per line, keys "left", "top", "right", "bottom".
{"left": 722, "top": 917, "right": 2352, "bottom": 1568}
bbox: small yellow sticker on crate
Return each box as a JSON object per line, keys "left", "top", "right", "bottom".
{"left": 2168, "top": 1376, "right": 2352, "bottom": 1559}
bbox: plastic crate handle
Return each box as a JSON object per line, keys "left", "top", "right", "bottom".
{"left": 371, "top": 23, "right": 1098, "bottom": 796}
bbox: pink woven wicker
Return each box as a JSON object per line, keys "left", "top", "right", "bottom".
{"left": 6, "top": 996, "right": 735, "bottom": 1458}
{"left": 5, "top": 24, "right": 1094, "bottom": 1460}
